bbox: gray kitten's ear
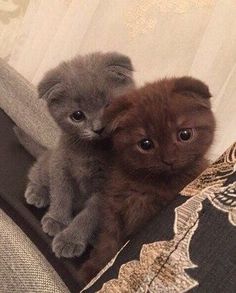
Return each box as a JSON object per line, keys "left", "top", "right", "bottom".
{"left": 174, "top": 76, "right": 211, "bottom": 99}
{"left": 38, "top": 69, "right": 64, "bottom": 102}
{"left": 105, "top": 52, "right": 134, "bottom": 83}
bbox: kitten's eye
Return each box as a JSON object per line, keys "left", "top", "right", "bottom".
{"left": 70, "top": 111, "right": 85, "bottom": 122}
{"left": 177, "top": 128, "right": 194, "bottom": 142}
{"left": 138, "top": 139, "right": 154, "bottom": 151}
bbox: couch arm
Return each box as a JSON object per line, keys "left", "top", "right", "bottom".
{"left": 0, "top": 58, "right": 59, "bottom": 149}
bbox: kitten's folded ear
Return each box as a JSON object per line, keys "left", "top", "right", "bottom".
{"left": 103, "top": 95, "right": 132, "bottom": 134}
{"left": 105, "top": 52, "right": 134, "bottom": 84}
{"left": 174, "top": 76, "right": 212, "bottom": 99}
{"left": 38, "top": 68, "right": 64, "bottom": 102}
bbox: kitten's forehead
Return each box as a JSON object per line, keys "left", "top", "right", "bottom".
{"left": 73, "top": 91, "right": 108, "bottom": 113}
{"left": 65, "top": 75, "right": 109, "bottom": 112}
{"left": 62, "top": 60, "right": 113, "bottom": 112}
{"left": 126, "top": 86, "right": 211, "bottom": 135}
{"left": 56, "top": 51, "right": 134, "bottom": 114}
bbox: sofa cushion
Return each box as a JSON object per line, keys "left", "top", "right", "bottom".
{"left": 0, "top": 209, "right": 70, "bottom": 293}
{"left": 0, "top": 58, "right": 59, "bottom": 149}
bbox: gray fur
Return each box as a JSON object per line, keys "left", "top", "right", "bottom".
{"left": 52, "top": 194, "right": 99, "bottom": 257}
{"left": 25, "top": 52, "right": 135, "bottom": 257}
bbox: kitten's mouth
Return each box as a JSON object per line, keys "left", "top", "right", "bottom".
{"left": 83, "top": 134, "right": 105, "bottom": 141}
{"left": 139, "top": 165, "right": 175, "bottom": 175}
{"left": 159, "top": 163, "right": 174, "bottom": 172}
{"left": 153, "top": 164, "right": 181, "bottom": 175}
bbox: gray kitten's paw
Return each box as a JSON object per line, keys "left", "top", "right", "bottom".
{"left": 52, "top": 231, "right": 86, "bottom": 258}
{"left": 41, "top": 214, "right": 66, "bottom": 237}
{"left": 25, "top": 185, "right": 49, "bottom": 208}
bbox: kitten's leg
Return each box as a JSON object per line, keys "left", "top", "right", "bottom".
{"left": 77, "top": 230, "right": 123, "bottom": 286}
{"left": 25, "top": 183, "right": 49, "bottom": 208}
{"left": 41, "top": 162, "right": 74, "bottom": 237}
{"left": 77, "top": 210, "right": 124, "bottom": 285}
{"left": 77, "top": 202, "right": 159, "bottom": 285}
{"left": 25, "top": 153, "right": 50, "bottom": 208}
{"left": 52, "top": 194, "right": 99, "bottom": 258}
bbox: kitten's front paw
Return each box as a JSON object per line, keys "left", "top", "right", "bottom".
{"left": 77, "top": 261, "right": 98, "bottom": 286}
{"left": 25, "top": 184, "right": 49, "bottom": 208}
{"left": 41, "top": 214, "right": 66, "bottom": 237}
{"left": 52, "top": 231, "right": 86, "bottom": 258}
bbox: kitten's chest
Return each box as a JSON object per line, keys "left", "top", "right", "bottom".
{"left": 107, "top": 180, "right": 176, "bottom": 235}
{"left": 124, "top": 188, "right": 159, "bottom": 214}
{"left": 69, "top": 154, "right": 103, "bottom": 179}
{"left": 108, "top": 187, "right": 159, "bottom": 221}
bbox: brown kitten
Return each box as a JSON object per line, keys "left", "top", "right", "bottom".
{"left": 77, "top": 76, "right": 216, "bottom": 285}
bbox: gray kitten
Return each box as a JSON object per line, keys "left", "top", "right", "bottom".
{"left": 18, "top": 52, "right": 135, "bottom": 258}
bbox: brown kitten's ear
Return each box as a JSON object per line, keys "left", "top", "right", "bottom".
{"left": 174, "top": 76, "right": 211, "bottom": 99}
{"left": 38, "top": 68, "right": 64, "bottom": 102}
{"left": 103, "top": 95, "right": 132, "bottom": 134}
{"left": 105, "top": 52, "right": 134, "bottom": 84}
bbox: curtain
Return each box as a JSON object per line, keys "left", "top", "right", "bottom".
{"left": 0, "top": 0, "right": 235, "bottom": 160}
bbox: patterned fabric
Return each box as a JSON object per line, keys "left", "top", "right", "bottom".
{"left": 97, "top": 143, "right": 236, "bottom": 292}
{"left": 0, "top": 209, "right": 69, "bottom": 293}
{"left": 0, "top": 0, "right": 29, "bottom": 25}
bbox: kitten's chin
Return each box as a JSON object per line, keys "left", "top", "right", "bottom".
{"left": 80, "top": 133, "right": 102, "bottom": 141}
{"left": 151, "top": 165, "right": 184, "bottom": 176}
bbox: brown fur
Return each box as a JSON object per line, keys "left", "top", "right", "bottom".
{"left": 77, "top": 76, "right": 216, "bottom": 285}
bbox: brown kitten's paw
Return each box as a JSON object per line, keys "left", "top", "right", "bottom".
{"left": 25, "top": 184, "right": 49, "bottom": 208}
{"left": 52, "top": 231, "right": 86, "bottom": 258}
{"left": 41, "top": 214, "right": 66, "bottom": 236}
{"left": 77, "top": 261, "right": 99, "bottom": 286}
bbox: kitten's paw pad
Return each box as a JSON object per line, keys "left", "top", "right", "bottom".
{"left": 25, "top": 185, "right": 49, "bottom": 208}
{"left": 41, "top": 214, "right": 66, "bottom": 237}
{"left": 52, "top": 232, "right": 86, "bottom": 258}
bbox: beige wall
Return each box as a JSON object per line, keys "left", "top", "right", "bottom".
{"left": 0, "top": 0, "right": 235, "bottom": 159}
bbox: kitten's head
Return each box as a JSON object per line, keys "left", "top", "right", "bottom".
{"left": 38, "top": 52, "right": 134, "bottom": 140}
{"left": 103, "top": 77, "right": 216, "bottom": 176}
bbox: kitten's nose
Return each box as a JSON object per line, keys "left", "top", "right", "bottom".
{"left": 93, "top": 127, "right": 105, "bottom": 135}
{"left": 162, "top": 158, "right": 175, "bottom": 166}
